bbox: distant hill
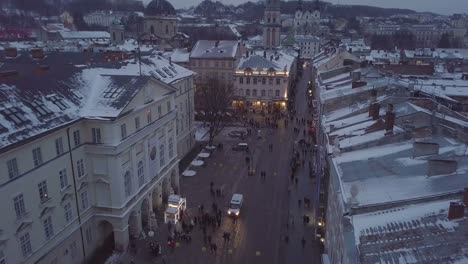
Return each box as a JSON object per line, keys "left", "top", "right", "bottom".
{"left": 193, "top": 0, "right": 417, "bottom": 20}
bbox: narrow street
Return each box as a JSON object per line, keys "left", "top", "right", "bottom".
{"left": 119, "top": 64, "right": 320, "bottom": 264}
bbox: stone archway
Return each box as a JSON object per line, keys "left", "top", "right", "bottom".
{"left": 128, "top": 210, "right": 141, "bottom": 239}
{"left": 87, "top": 220, "right": 115, "bottom": 263}
{"left": 152, "top": 185, "right": 163, "bottom": 213}
{"left": 162, "top": 178, "right": 170, "bottom": 204}
{"left": 170, "top": 169, "right": 179, "bottom": 194}
{"left": 141, "top": 198, "right": 150, "bottom": 230}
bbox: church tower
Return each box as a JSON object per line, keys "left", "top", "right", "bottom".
{"left": 263, "top": 0, "right": 281, "bottom": 49}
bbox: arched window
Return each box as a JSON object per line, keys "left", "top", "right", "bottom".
{"left": 124, "top": 171, "right": 132, "bottom": 197}
{"left": 112, "top": 32, "right": 116, "bottom": 41}
{"left": 165, "top": 25, "right": 169, "bottom": 34}
{"left": 261, "top": 89, "right": 266, "bottom": 97}
{"left": 159, "top": 143, "right": 165, "bottom": 167}
{"left": 150, "top": 25, "right": 155, "bottom": 34}
{"left": 168, "top": 137, "right": 174, "bottom": 158}
{"left": 138, "top": 161, "right": 144, "bottom": 187}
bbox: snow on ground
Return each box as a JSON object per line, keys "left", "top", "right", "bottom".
{"left": 195, "top": 122, "right": 209, "bottom": 141}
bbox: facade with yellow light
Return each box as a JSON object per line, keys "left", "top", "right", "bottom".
{"left": 232, "top": 49, "right": 297, "bottom": 112}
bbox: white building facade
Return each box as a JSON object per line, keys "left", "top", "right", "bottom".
{"left": 232, "top": 50, "right": 297, "bottom": 112}
{"left": 295, "top": 35, "right": 320, "bottom": 59}
{"left": 0, "top": 50, "right": 196, "bottom": 264}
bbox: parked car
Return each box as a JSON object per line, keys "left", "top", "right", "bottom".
{"left": 232, "top": 142, "right": 249, "bottom": 151}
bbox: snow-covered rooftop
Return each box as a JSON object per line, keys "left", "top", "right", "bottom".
{"left": 353, "top": 199, "right": 468, "bottom": 264}
{"left": 190, "top": 40, "right": 239, "bottom": 59}
{"left": 0, "top": 51, "right": 193, "bottom": 151}
{"left": 237, "top": 49, "right": 297, "bottom": 72}
{"left": 59, "top": 31, "right": 111, "bottom": 40}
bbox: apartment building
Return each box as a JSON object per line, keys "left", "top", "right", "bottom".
{"left": 295, "top": 35, "right": 320, "bottom": 59}
{"left": 0, "top": 50, "right": 194, "bottom": 264}
{"left": 232, "top": 49, "right": 297, "bottom": 112}
{"left": 189, "top": 40, "right": 241, "bottom": 86}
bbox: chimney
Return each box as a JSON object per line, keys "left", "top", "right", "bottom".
{"left": 412, "top": 142, "right": 439, "bottom": 157}
{"left": 215, "top": 40, "right": 220, "bottom": 47}
{"left": 463, "top": 188, "right": 468, "bottom": 206}
{"left": 4, "top": 47, "right": 17, "bottom": 58}
{"left": 447, "top": 202, "right": 465, "bottom": 220}
{"left": 369, "top": 103, "right": 380, "bottom": 120}
{"left": 263, "top": 51, "right": 266, "bottom": 58}
{"left": 427, "top": 159, "right": 457, "bottom": 176}
{"left": 370, "top": 89, "right": 377, "bottom": 103}
{"left": 31, "top": 48, "right": 45, "bottom": 59}
{"left": 169, "top": 56, "right": 172, "bottom": 65}
{"left": 385, "top": 103, "right": 395, "bottom": 132}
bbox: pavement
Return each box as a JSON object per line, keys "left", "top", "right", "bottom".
{"left": 112, "top": 65, "right": 321, "bottom": 264}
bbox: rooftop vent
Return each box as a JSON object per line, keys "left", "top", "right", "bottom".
{"left": 427, "top": 159, "right": 457, "bottom": 176}
{"left": 412, "top": 142, "right": 439, "bottom": 158}
{"left": 448, "top": 202, "right": 465, "bottom": 220}
{"left": 4, "top": 47, "right": 17, "bottom": 58}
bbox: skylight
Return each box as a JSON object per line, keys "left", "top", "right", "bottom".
{"left": 47, "top": 95, "right": 70, "bottom": 110}
{"left": 0, "top": 107, "right": 29, "bottom": 126}
{"left": 30, "top": 100, "right": 53, "bottom": 117}
{"left": 102, "top": 87, "right": 123, "bottom": 98}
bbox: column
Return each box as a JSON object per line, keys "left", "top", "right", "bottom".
{"left": 113, "top": 226, "right": 129, "bottom": 252}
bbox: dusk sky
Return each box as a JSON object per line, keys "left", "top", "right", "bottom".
{"left": 143, "top": 0, "right": 468, "bottom": 15}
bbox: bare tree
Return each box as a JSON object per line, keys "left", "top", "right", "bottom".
{"left": 197, "top": 78, "right": 234, "bottom": 146}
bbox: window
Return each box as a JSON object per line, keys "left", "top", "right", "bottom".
{"left": 0, "top": 107, "right": 29, "bottom": 125}
{"left": 59, "top": 169, "right": 68, "bottom": 190}
{"left": 246, "top": 77, "right": 251, "bottom": 84}
{"left": 138, "top": 161, "right": 145, "bottom": 187}
{"left": 73, "top": 130, "right": 80, "bottom": 146}
{"left": 124, "top": 171, "right": 132, "bottom": 197}
{"left": 253, "top": 89, "right": 257, "bottom": 96}
{"left": 159, "top": 144, "right": 165, "bottom": 167}
{"left": 269, "top": 89, "right": 273, "bottom": 97}
{"left": 64, "top": 202, "right": 72, "bottom": 223}
{"left": 269, "top": 78, "right": 273, "bottom": 85}
{"left": 135, "top": 117, "right": 140, "bottom": 130}
{"left": 14, "top": 194, "right": 26, "bottom": 218}
{"left": 38, "top": 180, "right": 49, "bottom": 203}
{"left": 147, "top": 110, "right": 152, "bottom": 123}
{"left": 158, "top": 105, "right": 162, "bottom": 117}
{"left": 19, "top": 233, "right": 32, "bottom": 257}
{"left": 215, "top": 61, "right": 219, "bottom": 67}
{"left": 80, "top": 190, "right": 89, "bottom": 210}
{"left": 32, "top": 147, "right": 42, "bottom": 167}
{"left": 276, "top": 78, "right": 281, "bottom": 85}
{"left": 253, "top": 78, "right": 257, "bottom": 85}
{"left": 92, "top": 128, "right": 101, "bottom": 143}
{"left": 55, "top": 137, "right": 64, "bottom": 156}
{"left": 168, "top": 137, "right": 174, "bottom": 158}
{"left": 7, "top": 158, "right": 19, "bottom": 179}
{"left": 246, "top": 89, "right": 251, "bottom": 96}
{"left": 77, "top": 159, "right": 85, "bottom": 177}
{"left": 262, "top": 78, "right": 266, "bottom": 84}
{"left": 239, "top": 77, "right": 243, "bottom": 84}
{"left": 276, "top": 90, "right": 280, "bottom": 97}
{"left": 239, "top": 89, "right": 244, "bottom": 96}
{"left": 85, "top": 227, "right": 93, "bottom": 243}
{"left": 167, "top": 101, "right": 171, "bottom": 112}
{"left": 120, "top": 124, "right": 127, "bottom": 139}
{"left": 165, "top": 24, "right": 168, "bottom": 34}
{"left": 261, "top": 90, "right": 266, "bottom": 96}
{"left": 43, "top": 216, "right": 54, "bottom": 240}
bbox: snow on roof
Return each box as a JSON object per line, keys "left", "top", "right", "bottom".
{"left": 190, "top": 40, "right": 239, "bottom": 59}
{"left": 0, "top": 51, "right": 193, "bottom": 151}
{"left": 237, "top": 49, "right": 297, "bottom": 72}
{"left": 228, "top": 24, "right": 241, "bottom": 38}
{"left": 165, "top": 48, "right": 189, "bottom": 63}
{"left": 353, "top": 199, "right": 468, "bottom": 264}
{"left": 333, "top": 136, "right": 468, "bottom": 208}
{"left": 59, "top": 31, "right": 111, "bottom": 40}
{"left": 294, "top": 35, "right": 320, "bottom": 41}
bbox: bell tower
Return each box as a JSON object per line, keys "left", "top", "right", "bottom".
{"left": 263, "top": 0, "right": 281, "bottom": 49}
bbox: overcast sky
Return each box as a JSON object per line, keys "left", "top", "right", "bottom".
{"left": 144, "top": 0, "right": 467, "bottom": 15}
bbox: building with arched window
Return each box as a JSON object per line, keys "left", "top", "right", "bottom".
{"left": 143, "top": 0, "right": 178, "bottom": 40}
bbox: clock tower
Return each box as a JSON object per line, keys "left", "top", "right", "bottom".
{"left": 263, "top": 0, "right": 281, "bottom": 49}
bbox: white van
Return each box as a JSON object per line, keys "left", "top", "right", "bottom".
{"left": 228, "top": 194, "right": 243, "bottom": 216}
